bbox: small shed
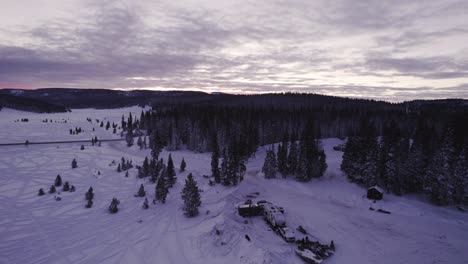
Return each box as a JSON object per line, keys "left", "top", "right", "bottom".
{"left": 367, "top": 186, "right": 384, "bottom": 200}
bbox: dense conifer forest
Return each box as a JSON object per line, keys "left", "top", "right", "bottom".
{"left": 116, "top": 93, "right": 468, "bottom": 205}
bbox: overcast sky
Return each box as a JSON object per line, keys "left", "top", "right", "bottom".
{"left": 1, "top": 0, "right": 467, "bottom": 101}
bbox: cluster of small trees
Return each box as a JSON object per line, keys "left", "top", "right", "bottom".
{"left": 38, "top": 174, "right": 75, "bottom": 196}
{"left": 342, "top": 124, "right": 468, "bottom": 205}
{"left": 136, "top": 154, "right": 179, "bottom": 204}
{"left": 136, "top": 136, "right": 147, "bottom": 150}
{"left": 117, "top": 157, "right": 133, "bottom": 172}
{"left": 154, "top": 154, "right": 177, "bottom": 203}
{"left": 91, "top": 137, "right": 100, "bottom": 146}
{"left": 262, "top": 130, "right": 327, "bottom": 181}
{"left": 210, "top": 136, "right": 247, "bottom": 186}
{"left": 69, "top": 127, "right": 83, "bottom": 135}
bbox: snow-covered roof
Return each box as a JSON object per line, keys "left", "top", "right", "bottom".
{"left": 239, "top": 204, "right": 258, "bottom": 209}
{"left": 296, "top": 249, "right": 322, "bottom": 263}
{"left": 368, "top": 186, "right": 384, "bottom": 193}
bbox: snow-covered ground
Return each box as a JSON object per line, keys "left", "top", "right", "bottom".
{"left": 0, "top": 107, "right": 467, "bottom": 264}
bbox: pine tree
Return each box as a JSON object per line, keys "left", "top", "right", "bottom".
{"left": 137, "top": 136, "right": 143, "bottom": 149}
{"left": 85, "top": 187, "right": 94, "bottom": 200}
{"left": 150, "top": 131, "right": 164, "bottom": 160}
{"left": 341, "top": 136, "right": 364, "bottom": 182}
{"left": 126, "top": 130, "right": 134, "bottom": 147}
{"left": 71, "top": 158, "right": 78, "bottom": 169}
{"left": 451, "top": 148, "right": 467, "bottom": 204}
{"left": 155, "top": 173, "right": 169, "bottom": 203}
{"left": 180, "top": 157, "right": 186, "bottom": 172}
{"left": 262, "top": 147, "right": 277, "bottom": 179}
{"left": 108, "top": 198, "right": 120, "bottom": 213}
{"left": 49, "top": 185, "right": 56, "bottom": 194}
{"left": 117, "top": 163, "right": 121, "bottom": 172}
{"left": 125, "top": 171, "right": 129, "bottom": 177}
{"left": 85, "top": 199, "right": 93, "bottom": 208}
{"left": 181, "top": 173, "right": 202, "bottom": 217}
{"left": 142, "top": 198, "right": 149, "bottom": 209}
{"left": 63, "top": 182, "right": 70, "bottom": 192}
{"left": 166, "top": 154, "right": 177, "bottom": 187}
{"left": 211, "top": 138, "right": 221, "bottom": 183}
{"left": 121, "top": 157, "right": 126, "bottom": 170}
{"left": 80, "top": 145, "right": 85, "bottom": 150}
{"left": 137, "top": 184, "right": 146, "bottom": 197}
{"left": 277, "top": 134, "right": 289, "bottom": 176}
{"left": 38, "top": 188, "right": 45, "bottom": 196}
{"left": 427, "top": 128, "right": 455, "bottom": 205}
{"left": 220, "top": 148, "right": 230, "bottom": 185}
{"left": 55, "top": 174, "right": 62, "bottom": 187}
{"left": 287, "top": 134, "right": 298, "bottom": 175}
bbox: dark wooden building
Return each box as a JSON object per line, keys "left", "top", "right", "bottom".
{"left": 367, "top": 186, "right": 384, "bottom": 200}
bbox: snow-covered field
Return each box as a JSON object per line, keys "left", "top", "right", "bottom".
{"left": 0, "top": 107, "right": 467, "bottom": 264}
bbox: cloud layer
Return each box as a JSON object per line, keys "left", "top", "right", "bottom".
{"left": 0, "top": 0, "right": 467, "bottom": 101}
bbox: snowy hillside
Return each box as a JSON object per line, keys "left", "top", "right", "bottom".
{"left": 0, "top": 108, "right": 467, "bottom": 264}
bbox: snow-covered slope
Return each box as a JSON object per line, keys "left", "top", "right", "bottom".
{"left": 0, "top": 108, "right": 467, "bottom": 264}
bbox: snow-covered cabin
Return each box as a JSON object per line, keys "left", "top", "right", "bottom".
{"left": 367, "top": 186, "right": 384, "bottom": 200}
{"left": 238, "top": 203, "right": 262, "bottom": 217}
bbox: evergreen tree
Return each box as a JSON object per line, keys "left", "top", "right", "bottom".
{"left": 85, "top": 199, "right": 93, "bottom": 208}
{"left": 452, "top": 149, "right": 468, "bottom": 204}
{"left": 80, "top": 145, "right": 85, "bottom": 150}
{"left": 360, "top": 137, "right": 379, "bottom": 187}
{"left": 142, "top": 198, "right": 149, "bottom": 209}
{"left": 125, "top": 171, "right": 129, "bottom": 177}
{"left": 121, "top": 157, "right": 127, "bottom": 171}
{"left": 287, "top": 133, "right": 298, "bottom": 175}
{"left": 49, "top": 185, "right": 56, "bottom": 194}
{"left": 181, "top": 173, "right": 202, "bottom": 217}
{"left": 38, "top": 188, "right": 45, "bottom": 196}
{"left": 71, "top": 158, "right": 78, "bottom": 169}
{"left": 108, "top": 198, "right": 120, "bottom": 213}
{"left": 63, "top": 182, "right": 70, "bottom": 192}
{"left": 54, "top": 174, "right": 62, "bottom": 187}
{"left": 70, "top": 185, "right": 75, "bottom": 192}
{"left": 85, "top": 187, "right": 94, "bottom": 200}
{"left": 220, "top": 148, "right": 230, "bottom": 185}
{"left": 137, "top": 184, "right": 146, "bottom": 197}
{"left": 117, "top": 163, "right": 121, "bottom": 172}
{"left": 427, "top": 128, "right": 455, "bottom": 205}
{"left": 211, "top": 137, "right": 221, "bottom": 183}
{"left": 166, "top": 154, "right": 177, "bottom": 187}
{"left": 150, "top": 130, "right": 164, "bottom": 160}
{"left": 277, "top": 134, "right": 289, "bottom": 176}
{"left": 341, "top": 136, "right": 365, "bottom": 182}
{"left": 126, "top": 130, "right": 134, "bottom": 147}
{"left": 155, "top": 173, "right": 169, "bottom": 203}
{"left": 180, "top": 157, "right": 186, "bottom": 172}
{"left": 137, "top": 136, "right": 143, "bottom": 149}
{"left": 262, "top": 146, "right": 277, "bottom": 179}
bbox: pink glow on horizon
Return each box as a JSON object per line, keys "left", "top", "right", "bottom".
{"left": 0, "top": 83, "right": 32, "bottom": 89}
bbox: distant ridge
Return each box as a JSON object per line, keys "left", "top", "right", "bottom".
{"left": 0, "top": 93, "right": 68, "bottom": 113}
{"left": 0, "top": 88, "right": 466, "bottom": 112}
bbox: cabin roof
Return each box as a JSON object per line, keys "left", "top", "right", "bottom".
{"left": 368, "top": 185, "right": 384, "bottom": 193}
